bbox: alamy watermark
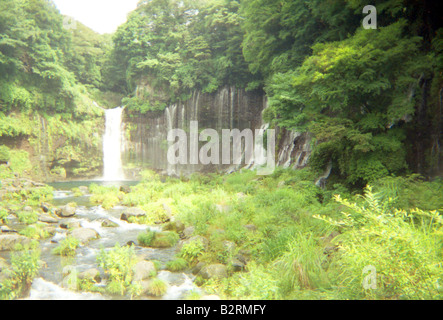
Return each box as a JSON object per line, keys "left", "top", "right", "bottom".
{"left": 362, "top": 265, "right": 377, "bottom": 290}
{"left": 167, "top": 121, "right": 276, "bottom": 175}
{"left": 63, "top": 16, "right": 77, "bottom": 30}
{"left": 363, "top": 5, "right": 377, "bottom": 29}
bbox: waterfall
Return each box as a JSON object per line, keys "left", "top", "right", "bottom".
{"left": 102, "top": 107, "right": 125, "bottom": 181}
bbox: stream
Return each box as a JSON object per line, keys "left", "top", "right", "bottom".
{"left": 24, "top": 181, "right": 200, "bottom": 300}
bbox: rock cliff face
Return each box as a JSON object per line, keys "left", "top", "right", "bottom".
{"left": 0, "top": 112, "right": 104, "bottom": 182}
{"left": 121, "top": 86, "right": 312, "bottom": 177}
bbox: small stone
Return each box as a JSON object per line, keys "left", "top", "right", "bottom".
{"left": 101, "top": 219, "right": 119, "bottom": 228}
{"left": 230, "top": 258, "right": 246, "bottom": 272}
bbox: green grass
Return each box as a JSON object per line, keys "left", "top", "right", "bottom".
{"left": 137, "top": 230, "right": 179, "bottom": 248}
{"left": 166, "top": 258, "right": 189, "bottom": 272}
{"left": 146, "top": 277, "right": 168, "bottom": 297}
{"left": 52, "top": 236, "right": 80, "bottom": 256}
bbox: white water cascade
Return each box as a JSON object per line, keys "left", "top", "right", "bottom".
{"left": 102, "top": 107, "right": 125, "bottom": 181}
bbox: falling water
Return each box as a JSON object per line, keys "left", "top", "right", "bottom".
{"left": 102, "top": 107, "right": 125, "bottom": 181}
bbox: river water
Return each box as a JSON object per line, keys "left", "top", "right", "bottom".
{"left": 24, "top": 181, "right": 200, "bottom": 300}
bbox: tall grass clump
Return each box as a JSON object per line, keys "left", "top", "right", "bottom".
{"left": 314, "top": 186, "right": 443, "bottom": 300}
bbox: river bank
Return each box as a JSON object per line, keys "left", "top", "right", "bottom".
{"left": 1, "top": 168, "right": 442, "bottom": 300}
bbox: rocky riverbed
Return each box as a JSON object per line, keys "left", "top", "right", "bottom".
{"left": 0, "top": 179, "right": 220, "bottom": 300}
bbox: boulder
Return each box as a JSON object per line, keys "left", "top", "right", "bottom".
{"left": 133, "top": 261, "right": 156, "bottom": 281}
{"left": 55, "top": 205, "right": 76, "bottom": 218}
{"left": 78, "top": 268, "right": 102, "bottom": 283}
{"left": 43, "top": 226, "right": 56, "bottom": 236}
{"left": 0, "top": 234, "right": 32, "bottom": 251}
{"left": 198, "top": 264, "right": 228, "bottom": 280}
{"left": 230, "top": 258, "right": 246, "bottom": 272}
{"left": 38, "top": 214, "right": 59, "bottom": 224}
{"left": 191, "top": 262, "right": 206, "bottom": 275}
{"left": 162, "top": 203, "right": 173, "bottom": 219}
{"left": 0, "top": 225, "right": 18, "bottom": 233}
{"left": 60, "top": 221, "right": 81, "bottom": 229}
{"left": 40, "top": 203, "right": 51, "bottom": 213}
{"left": 68, "top": 228, "right": 99, "bottom": 244}
{"left": 120, "top": 207, "right": 146, "bottom": 221}
{"left": 182, "top": 226, "right": 195, "bottom": 239}
{"left": 163, "top": 220, "right": 185, "bottom": 233}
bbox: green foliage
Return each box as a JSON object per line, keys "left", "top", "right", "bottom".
{"left": 230, "top": 262, "right": 282, "bottom": 300}
{"left": 274, "top": 232, "right": 329, "bottom": 291}
{"left": 179, "top": 239, "right": 205, "bottom": 263}
{"left": 8, "top": 150, "right": 32, "bottom": 175}
{"left": 52, "top": 236, "right": 80, "bottom": 256}
{"left": 266, "top": 21, "right": 426, "bottom": 185}
{"left": 0, "top": 249, "right": 40, "bottom": 300}
{"left": 146, "top": 277, "right": 168, "bottom": 297}
{"left": 17, "top": 210, "right": 38, "bottom": 224}
{"left": 166, "top": 258, "right": 189, "bottom": 272}
{"left": 372, "top": 175, "right": 443, "bottom": 211}
{"left": 314, "top": 186, "right": 443, "bottom": 299}
{"left": 97, "top": 243, "right": 140, "bottom": 297}
{"left": 19, "top": 223, "right": 51, "bottom": 240}
{"left": 0, "top": 145, "right": 10, "bottom": 162}
{"left": 137, "top": 230, "right": 179, "bottom": 248}
{"left": 89, "top": 184, "right": 122, "bottom": 209}
{"left": 0, "top": 0, "right": 79, "bottom": 113}
{"left": 0, "top": 207, "right": 8, "bottom": 223}
{"left": 105, "top": 0, "right": 256, "bottom": 102}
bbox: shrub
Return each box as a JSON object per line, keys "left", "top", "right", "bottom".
{"left": 0, "top": 207, "right": 8, "bottom": 223}
{"left": 0, "top": 145, "right": 11, "bottom": 163}
{"left": 0, "top": 249, "right": 41, "bottom": 300}
{"left": 97, "top": 244, "right": 139, "bottom": 297}
{"left": 274, "top": 232, "right": 328, "bottom": 291}
{"left": 314, "top": 186, "right": 443, "bottom": 299}
{"left": 17, "top": 211, "right": 38, "bottom": 224}
{"left": 52, "top": 236, "right": 80, "bottom": 256}
{"left": 230, "top": 262, "right": 282, "bottom": 300}
{"left": 146, "top": 277, "right": 168, "bottom": 297}
{"left": 137, "top": 230, "right": 157, "bottom": 247}
{"left": 166, "top": 258, "right": 189, "bottom": 272}
{"left": 138, "top": 230, "right": 179, "bottom": 248}
{"left": 19, "top": 224, "right": 51, "bottom": 240}
{"left": 179, "top": 239, "right": 205, "bottom": 263}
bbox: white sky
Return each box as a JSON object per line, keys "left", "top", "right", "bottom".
{"left": 52, "top": 0, "right": 140, "bottom": 34}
